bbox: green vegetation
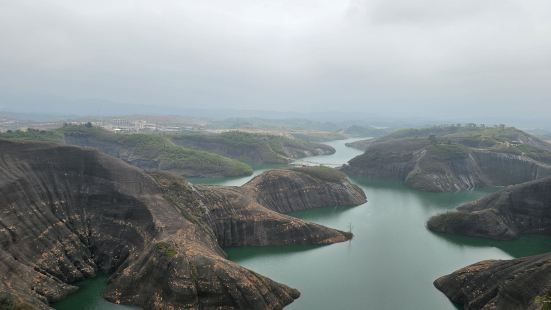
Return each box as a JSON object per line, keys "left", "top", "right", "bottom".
{"left": 390, "top": 125, "right": 516, "bottom": 140}
{"left": 291, "top": 165, "right": 347, "bottom": 183}
{"left": 426, "top": 143, "right": 470, "bottom": 160}
{"left": 65, "top": 126, "right": 253, "bottom": 176}
{"left": 536, "top": 291, "right": 551, "bottom": 310}
{"left": 0, "top": 128, "right": 63, "bottom": 142}
{"left": 369, "top": 124, "right": 551, "bottom": 164}
{"left": 171, "top": 130, "right": 333, "bottom": 164}
{"left": 154, "top": 242, "right": 177, "bottom": 257}
{"left": 2, "top": 125, "right": 253, "bottom": 177}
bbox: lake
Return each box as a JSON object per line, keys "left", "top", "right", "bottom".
{"left": 54, "top": 138, "right": 551, "bottom": 309}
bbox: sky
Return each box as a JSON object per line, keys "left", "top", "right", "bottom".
{"left": 0, "top": 0, "right": 550, "bottom": 122}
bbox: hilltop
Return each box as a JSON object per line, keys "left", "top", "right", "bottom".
{"left": 0, "top": 125, "right": 253, "bottom": 177}
{"left": 170, "top": 131, "right": 335, "bottom": 165}
{"left": 343, "top": 125, "right": 551, "bottom": 192}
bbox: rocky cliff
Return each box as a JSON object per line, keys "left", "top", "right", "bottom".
{"left": 434, "top": 253, "right": 551, "bottom": 310}
{"left": 343, "top": 126, "right": 551, "bottom": 192}
{"left": 0, "top": 139, "right": 364, "bottom": 310}
{"left": 244, "top": 167, "right": 367, "bottom": 213}
{"left": 428, "top": 176, "right": 551, "bottom": 309}
{"left": 427, "top": 177, "right": 551, "bottom": 240}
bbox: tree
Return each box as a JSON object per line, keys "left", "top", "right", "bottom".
{"left": 85, "top": 122, "right": 93, "bottom": 128}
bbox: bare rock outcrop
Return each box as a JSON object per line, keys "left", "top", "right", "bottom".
{"left": 0, "top": 139, "right": 364, "bottom": 309}
{"left": 427, "top": 177, "right": 551, "bottom": 240}
{"left": 434, "top": 253, "right": 551, "bottom": 310}
{"left": 343, "top": 126, "right": 551, "bottom": 192}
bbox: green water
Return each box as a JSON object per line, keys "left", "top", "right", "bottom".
{"left": 54, "top": 138, "right": 551, "bottom": 309}
{"left": 52, "top": 275, "right": 137, "bottom": 310}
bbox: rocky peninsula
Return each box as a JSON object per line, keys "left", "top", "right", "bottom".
{"left": 428, "top": 177, "right": 551, "bottom": 240}
{"left": 343, "top": 125, "right": 551, "bottom": 192}
{"left": 0, "top": 139, "right": 365, "bottom": 310}
{"left": 170, "top": 131, "right": 335, "bottom": 165}
{"left": 428, "top": 176, "right": 551, "bottom": 309}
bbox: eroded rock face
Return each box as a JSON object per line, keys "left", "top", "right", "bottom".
{"left": 244, "top": 169, "right": 367, "bottom": 213}
{"left": 427, "top": 177, "right": 551, "bottom": 240}
{"left": 343, "top": 135, "right": 551, "bottom": 192}
{"left": 429, "top": 177, "right": 551, "bottom": 309}
{"left": 434, "top": 254, "right": 551, "bottom": 310}
{"left": 0, "top": 139, "right": 364, "bottom": 310}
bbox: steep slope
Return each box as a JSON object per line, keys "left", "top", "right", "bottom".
{"left": 0, "top": 139, "right": 363, "bottom": 310}
{"left": 0, "top": 125, "right": 253, "bottom": 177}
{"left": 244, "top": 167, "right": 367, "bottom": 213}
{"left": 343, "top": 126, "right": 551, "bottom": 192}
{"left": 428, "top": 177, "right": 551, "bottom": 240}
{"left": 170, "top": 131, "right": 335, "bottom": 165}
{"left": 428, "top": 177, "right": 551, "bottom": 309}
{"left": 434, "top": 253, "right": 551, "bottom": 310}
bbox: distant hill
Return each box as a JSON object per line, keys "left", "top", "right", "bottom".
{"left": 0, "top": 125, "right": 253, "bottom": 177}
{"left": 343, "top": 125, "right": 551, "bottom": 192}
{"left": 170, "top": 131, "right": 335, "bottom": 165}
{"left": 342, "top": 125, "right": 389, "bottom": 138}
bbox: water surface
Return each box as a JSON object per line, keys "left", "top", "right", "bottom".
{"left": 222, "top": 138, "right": 551, "bottom": 309}
{"left": 53, "top": 275, "right": 137, "bottom": 310}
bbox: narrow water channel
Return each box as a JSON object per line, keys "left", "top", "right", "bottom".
{"left": 54, "top": 138, "right": 551, "bottom": 309}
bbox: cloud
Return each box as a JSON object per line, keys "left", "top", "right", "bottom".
{"left": 0, "top": 0, "right": 550, "bottom": 120}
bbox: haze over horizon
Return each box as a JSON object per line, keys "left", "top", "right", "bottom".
{"left": 1, "top": 0, "right": 550, "bottom": 123}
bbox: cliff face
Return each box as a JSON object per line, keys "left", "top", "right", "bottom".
{"left": 427, "top": 177, "right": 551, "bottom": 240}
{"left": 244, "top": 168, "right": 367, "bottom": 213}
{"left": 434, "top": 253, "right": 551, "bottom": 310}
{"left": 429, "top": 177, "right": 551, "bottom": 309}
{"left": 0, "top": 139, "right": 364, "bottom": 310}
{"left": 343, "top": 126, "right": 551, "bottom": 192}
{"left": 170, "top": 131, "right": 335, "bottom": 165}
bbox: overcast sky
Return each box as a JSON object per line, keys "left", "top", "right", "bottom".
{"left": 1, "top": 0, "right": 550, "bottom": 121}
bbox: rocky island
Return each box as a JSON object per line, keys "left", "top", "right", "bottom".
{"left": 428, "top": 176, "right": 551, "bottom": 309}
{"left": 342, "top": 125, "right": 551, "bottom": 192}
{"left": 0, "top": 139, "right": 366, "bottom": 310}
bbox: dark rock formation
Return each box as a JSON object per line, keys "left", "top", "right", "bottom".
{"left": 244, "top": 168, "right": 367, "bottom": 213}
{"left": 428, "top": 177, "right": 551, "bottom": 240}
{"left": 0, "top": 139, "right": 364, "bottom": 310}
{"left": 429, "top": 176, "right": 551, "bottom": 309}
{"left": 343, "top": 126, "right": 551, "bottom": 192}
{"left": 434, "top": 253, "right": 551, "bottom": 310}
